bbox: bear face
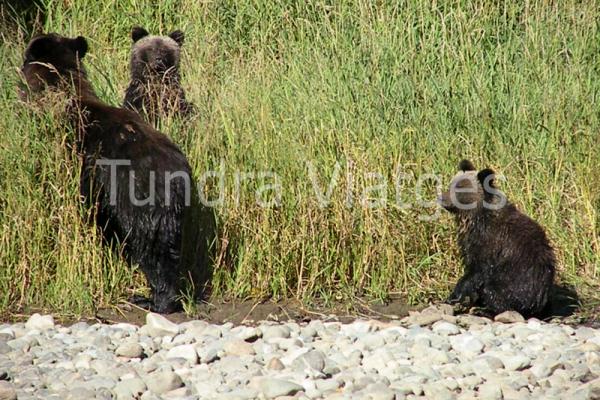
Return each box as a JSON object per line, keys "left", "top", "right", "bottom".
{"left": 438, "top": 160, "right": 504, "bottom": 214}
{"left": 129, "top": 27, "right": 184, "bottom": 79}
{"left": 124, "top": 26, "right": 193, "bottom": 123}
{"left": 20, "top": 33, "right": 88, "bottom": 96}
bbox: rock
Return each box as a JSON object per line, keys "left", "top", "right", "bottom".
{"left": 572, "top": 377, "right": 600, "bottom": 399}
{"left": 432, "top": 321, "right": 461, "bottom": 335}
{"left": 500, "top": 354, "right": 531, "bottom": 371}
{"left": 261, "top": 326, "right": 291, "bottom": 340}
{"left": 405, "top": 313, "right": 442, "bottom": 327}
{"left": 292, "top": 350, "right": 326, "bottom": 373}
{"left": 166, "top": 344, "right": 198, "bottom": 363}
{"left": 494, "top": 311, "right": 525, "bottom": 324}
{"left": 422, "top": 383, "right": 454, "bottom": 400}
{"left": 114, "top": 378, "right": 147, "bottom": 400}
{"left": 232, "top": 326, "right": 262, "bottom": 342}
{"left": 451, "top": 334, "right": 484, "bottom": 356}
{"left": 144, "top": 313, "right": 179, "bottom": 337}
{"left": 256, "top": 378, "right": 304, "bottom": 398}
{"left": 0, "top": 381, "right": 17, "bottom": 400}
{"left": 477, "top": 382, "right": 502, "bottom": 400}
{"left": 196, "top": 344, "right": 220, "bottom": 364}
{"left": 471, "top": 356, "right": 504, "bottom": 375}
{"left": 223, "top": 339, "right": 256, "bottom": 356}
{"left": 145, "top": 370, "right": 183, "bottom": 395}
{"left": 424, "top": 304, "right": 455, "bottom": 316}
{"left": 267, "top": 357, "right": 285, "bottom": 371}
{"left": 530, "top": 360, "right": 563, "bottom": 379}
{"left": 115, "top": 343, "right": 144, "bottom": 358}
{"left": 25, "top": 313, "right": 54, "bottom": 331}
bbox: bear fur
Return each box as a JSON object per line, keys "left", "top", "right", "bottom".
{"left": 21, "top": 33, "right": 212, "bottom": 313}
{"left": 439, "top": 160, "right": 555, "bottom": 318}
{"left": 123, "top": 27, "right": 193, "bottom": 124}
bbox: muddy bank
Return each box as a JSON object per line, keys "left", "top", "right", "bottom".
{"left": 93, "top": 298, "right": 415, "bottom": 327}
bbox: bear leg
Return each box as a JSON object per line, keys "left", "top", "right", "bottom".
{"left": 447, "top": 273, "right": 482, "bottom": 307}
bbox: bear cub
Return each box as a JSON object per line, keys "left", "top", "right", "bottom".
{"left": 21, "top": 33, "right": 210, "bottom": 313}
{"left": 123, "top": 26, "right": 193, "bottom": 124}
{"left": 439, "top": 160, "right": 555, "bottom": 318}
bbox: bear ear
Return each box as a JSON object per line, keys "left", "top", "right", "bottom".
{"left": 132, "top": 27, "right": 149, "bottom": 42}
{"left": 477, "top": 168, "right": 496, "bottom": 188}
{"left": 169, "top": 30, "right": 184, "bottom": 46}
{"left": 70, "top": 36, "right": 88, "bottom": 59}
{"left": 25, "top": 35, "right": 53, "bottom": 61}
{"left": 458, "top": 159, "right": 476, "bottom": 171}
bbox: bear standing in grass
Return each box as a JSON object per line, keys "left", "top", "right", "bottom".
{"left": 123, "top": 27, "right": 193, "bottom": 124}
{"left": 20, "top": 33, "right": 212, "bottom": 313}
{"left": 439, "top": 160, "right": 555, "bottom": 318}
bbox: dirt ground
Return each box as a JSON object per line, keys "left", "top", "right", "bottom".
{"left": 89, "top": 298, "right": 415, "bottom": 327}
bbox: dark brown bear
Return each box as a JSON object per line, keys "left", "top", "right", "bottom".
{"left": 123, "top": 27, "right": 193, "bottom": 124}
{"left": 439, "top": 160, "right": 555, "bottom": 318}
{"left": 20, "top": 33, "right": 212, "bottom": 313}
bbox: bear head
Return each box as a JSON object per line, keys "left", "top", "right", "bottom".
{"left": 20, "top": 33, "right": 88, "bottom": 96}
{"left": 129, "top": 26, "right": 184, "bottom": 79}
{"left": 439, "top": 159, "right": 505, "bottom": 214}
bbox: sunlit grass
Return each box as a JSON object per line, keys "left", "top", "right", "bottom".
{"left": 0, "top": 0, "right": 598, "bottom": 316}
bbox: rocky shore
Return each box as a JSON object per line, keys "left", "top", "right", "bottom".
{"left": 0, "top": 305, "right": 599, "bottom": 399}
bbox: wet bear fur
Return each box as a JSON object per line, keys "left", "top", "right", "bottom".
{"left": 439, "top": 160, "right": 555, "bottom": 318}
{"left": 20, "top": 33, "right": 212, "bottom": 313}
{"left": 123, "top": 26, "right": 193, "bottom": 124}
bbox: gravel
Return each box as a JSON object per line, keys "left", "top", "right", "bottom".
{"left": 0, "top": 306, "right": 598, "bottom": 399}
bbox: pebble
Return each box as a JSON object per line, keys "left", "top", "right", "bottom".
{"left": 145, "top": 370, "right": 183, "bottom": 394}
{"left": 143, "top": 313, "right": 179, "bottom": 337}
{"left": 0, "top": 382, "right": 16, "bottom": 400}
{"left": 256, "top": 378, "right": 303, "bottom": 398}
{"left": 0, "top": 309, "right": 598, "bottom": 399}
{"left": 115, "top": 342, "right": 144, "bottom": 358}
{"left": 495, "top": 311, "right": 525, "bottom": 324}
{"left": 165, "top": 344, "right": 198, "bottom": 363}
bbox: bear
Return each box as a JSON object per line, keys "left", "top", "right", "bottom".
{"left": 20, "top": 33, "right": 213, "bottom": 313}
{"left": 123, "top": 26, "right": 193, "bottom": 124}
{"left": 438, "top": 159, "right": 555, "bottom": 318}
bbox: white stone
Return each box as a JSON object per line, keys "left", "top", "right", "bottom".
{"left": 25, "top": 313, "right": 54, "bottom": 331}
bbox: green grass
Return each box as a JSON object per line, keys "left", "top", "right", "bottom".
{"left": 0, "top": 0, "right": 599, "bottom": 316}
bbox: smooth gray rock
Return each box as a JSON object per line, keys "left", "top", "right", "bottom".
{"left": 256, "top": 378, "right": 303, "bottom": 398}
{"left": 432, "top": 321, "right": 460, "bottom": 336}
{"left": 165, "top": 344, "right": 198, "bottom": 363}
{"left": 261, "top": 326, "right": 291, "bottom": 340}
{"left": 115, "top": 343, "right": 144, "bottom": 359}
{"left": 292, "top": 350, "right": 326, "bottom": 373}
{"left": 450, "top": 334, "right": 484, "bottom": 356}
{"left": 144, "top": 370, "right": 183, "bottom": 395}
{"left": 223, "top": 339, "right": 255, "bottom": 356}
{"left": 144, "top": 314, "right": 179, "bottom": 337}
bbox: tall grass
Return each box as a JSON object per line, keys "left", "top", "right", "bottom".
{"left": 0, "top": 0, "right": 598, "bottom": 315}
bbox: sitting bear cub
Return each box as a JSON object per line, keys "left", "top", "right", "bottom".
{"left": 20, "top": 33, "right": 211, "bottom": 313}
{"left": 439, "top": 160, "right": 555, "bottom": 318}
{"left": 123, "top": 26, "right": 193, "bottom": 124}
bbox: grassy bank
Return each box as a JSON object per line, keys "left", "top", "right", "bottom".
{"left": 0, "top": 0, "right": 598, "bottom": 316}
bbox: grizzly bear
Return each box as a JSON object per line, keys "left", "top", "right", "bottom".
{"left": 438, "top": 160, "right": 555, "bottom": 318}
{"left": 123, "top": 26, "right": 193, "bottom": 124}
{"left": 20, "top": 33, "right": 212, "bottom": 313}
